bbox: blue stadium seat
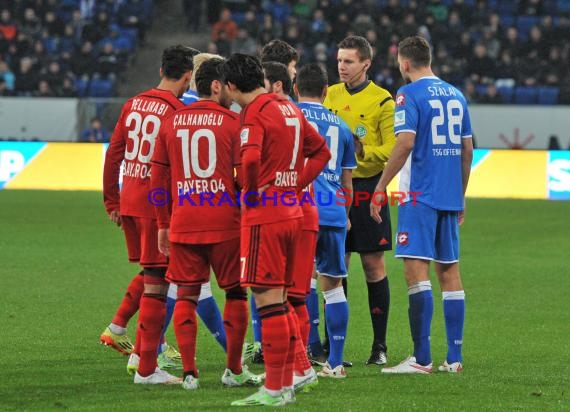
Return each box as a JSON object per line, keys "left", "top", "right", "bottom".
{"left": 499, "top": 15, "right": 515, "bottom": 28}
{"left": 537, "top": 87, "right": 560, "bottom": 105}
{"left": 517, "top": 16, "right": 539, "bottom": 40}
{"left": 514, "top": 87, "right": 538, "bottom": 104}
{"left": 88, "top": 79, "right": 115, "bottom": 97}
{"left": 75, "top": 78, "right": 89, "bottom": 97}
{"left": 475, "top": 84, "right": 488, "bottom": 96}
{"left": 497, "top": 86, "right": 514, "bottom": 103}
{"left": 558, "top": 0, "right": 570, "bottom": 14}
{"left": 497, "top": 2, "right": 516, "bottom": 15}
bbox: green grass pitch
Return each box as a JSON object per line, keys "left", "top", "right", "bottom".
{"left": 0, "top": 190, "right": 568, "bottom": 411}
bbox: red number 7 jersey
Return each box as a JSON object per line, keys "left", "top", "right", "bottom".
{"left": 240, "top": 93, "right": 328, "bottom": 226}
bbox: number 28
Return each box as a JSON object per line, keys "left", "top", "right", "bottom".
{"left": 429, "top": 99, "right": 463, "bottom": 145}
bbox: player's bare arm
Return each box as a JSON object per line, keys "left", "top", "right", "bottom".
{"left": 370, "top": 131, "right": 415, "bottom": 223}
{"left": 341, "top": 168, "right": 353, "bottom": 229}
{"left": 459, "top": 137, "right": 474, "bottom": 225}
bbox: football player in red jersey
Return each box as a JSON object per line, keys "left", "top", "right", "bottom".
{"left": 263, "top": 61, "right": 318, "bottom": 390}
{"left": 220, "top": 54, "right": 330, "bottom": 406}
{"left": 150, "top": 58, "right": 261, "bottom": 390}
{"left": 102, "top": 45, "right": 194, "bottom": 384}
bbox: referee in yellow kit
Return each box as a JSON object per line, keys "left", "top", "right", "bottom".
{"left": 324, "top": 35, "right": 396, "bottom": 366}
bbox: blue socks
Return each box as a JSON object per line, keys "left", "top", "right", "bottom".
{"left": 196, "top": 282, "right": 227, "bottom": 351}
{"left": 249, "top": 295, "right": 262, "bottom": 343}
{"left": 306, "top": 279, "right": 323, "bottom": 355}
{"left": 442, "top": 290, "right": 465, "bottom": 363}
{"left": 323, "top": 286, "right": 348, "bottom": 368}
{"left": 408, "top": 281, "right": 433, "bottom": 366}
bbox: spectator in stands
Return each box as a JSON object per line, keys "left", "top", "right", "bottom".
{"left": 36, "top": 79, "right": 55, "bottom": 97}
{"left": 462, "top": 80, "right": 481, "bottom": 103}
{"left": 480, "top": 27, "right": 500, "bottom": 59}
{"left": 0, "top": 76, "right": 13, "bottom": 95}
{"left": 80, "top": 117, "right": 110, "bottom": 143}
{"left": 502, "top": 27, "right": 522, "bottom": 57}
{"left": 41, "top": 60, "right": 65, "bottom": 93}
{"left": 94, "top": 42, "right": 119, "bottom": 80}
{"left": 540, "top": 46, "right": 567, "bottom": 86}
{"left": 0, "top": 60, "right": 14, "bottom": 91}
{"left": 214, "top": 29, "right": 232, "bottom": 57}
{"left": 467, "top": 43, "right": 495, "bottom": 83}
{"left": 59, "top": 76, "right": 78, "bottom": 97}
{"left": 43, "top": 10, "right": 64, "bottom": 37}
{"left": 309, "top": 8, "right": 331, "bottom": 45}
{"left": 398, "top": 12, "right": 419, "bottom": 39}
{"left": 519, "top": 0, "right": 544, "bottom": 15}
{"left": 268, "top": 0, "right": 292, "bottom": 25}
{"left": 479, "top": 84, "right": 504, "bottom": 104}
{"left": 0, "top": 9, "right": 17, "bottom": 41}
{"left": 243, "top": 10, "right": 260, "bottom": 39}
{"left": 20, "top": 8, "right": 42, "bottom": 38}
{"left": 211, "top": 8, "right": 238, "bottom": 42}
{"left": 15, "top": 56, "right": 38, "bottom": 96}
{"left": 548, "top": 135, "right": 562, "bottom": 150}
{"left": 522, "top": 26, "right": 548, "bottom": 60}
{"left": 82, "top": 11, "right": 109, "bottom": 44}
{"left": 71, "top": 41, "right": 96, "bottom": 81}
{"left": 232, "top": 28, "right": 257, "bottom": 55}
{"left": 495, "top": 50, "right": 516, "bottom": 81}
{"left": 118, "top": 0, "right": 149, "bottom": 44}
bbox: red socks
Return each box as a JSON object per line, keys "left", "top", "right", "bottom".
{"left": 294, "top": 303, "right": 311, "bottom": 349}
{"left": 137, "top": 293, "right": 166, "bottom": 377}
{"left": 173, "top": 298, "right": 198, "bottom": 378}
{"left": 258, "top": 304, "right": 290, "bottom": 391}
{"left": 112, "top": 272, "right": 144, "bottom": 327}
{"left": 223, "top": 297, "right": 248, "bottom": 375}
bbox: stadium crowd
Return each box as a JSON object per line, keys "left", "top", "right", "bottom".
{"left": 201, "top": 0, "right": 570, "bottom": 104}
{"left": 0, "top": 0, "right": 153, "bottom": 97}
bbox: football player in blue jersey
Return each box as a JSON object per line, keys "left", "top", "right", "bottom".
{"left": 295, "top": 63, "right": 357, "bottom": 378}
{"left": 370, "top": 36, "right": 473, "bottom": 374}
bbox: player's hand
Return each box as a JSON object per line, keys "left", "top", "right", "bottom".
{"left": 353, "top": 136, "right": 364, "bottom": 158}
{"left": 458, "top": 210, "right": 465, "bottom": 225}
{"left": 109, "top": 210, "right": 122, "bottom": 227}
{"left": 370, "top": 191, "right": 385, "bottom": 223}
{"left": 346, "top": 218, "right": 352, "bottom": 231}
{"left": 158, "top": 229, "right": 170, "bottom": 256}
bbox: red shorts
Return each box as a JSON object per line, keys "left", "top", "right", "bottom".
{"left": 121, "top": 216, "right": 167, "bottom": 267}
{"left": 240, "top": 218, "right": 302, "bottom": 289}
{"left": 288, "top": 230, "right": 317, "bottom": 299}
{"left": 166, "top": 237, "right": 240, "bottom": 290}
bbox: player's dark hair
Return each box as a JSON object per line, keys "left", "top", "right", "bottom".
{"left": 398, "top": 36, "right": 432, "bottom": 68}
{"left": 262, "top": 61, "right": 292, "bottom": 95}
{"left": 260, "top": 39, "right": 299, "bottom": 65}
{"left": 338, "top": 35, "right": 373, "bottom": 61}
{"left": 219, "top": 53, "right": 264, "bottom": 93}
{"left": 161, "top": 45, "right": 197, "bottom": 80}
{"left": 296, "top": 63, "right": 328, "bottom": 98}
{"left": 195, "top": 58, "right": 225, "bottom": 97}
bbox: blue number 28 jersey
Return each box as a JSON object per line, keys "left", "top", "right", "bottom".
{"left": 298, "top": 102, "right": 357, "bottom": 227}
{"left": 394, "top": 76, "right": 473, "bottom": 211}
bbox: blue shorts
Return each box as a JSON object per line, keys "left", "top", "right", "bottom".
{"left": 316, "top": 226, "right": 347, "bottom": 278}
{"left": 394, "top": 202, "right": 460, "bottom": 263}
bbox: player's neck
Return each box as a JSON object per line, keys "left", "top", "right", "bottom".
{"left": 156, "top": 79, "right": 180, "bottom": 97}
{"left": 408, "top": 68, "right": 435, "bottom": 83}
{"left": 236, "top": 87, "right": 266, "bottom": 107}
{"left": 297, "top": 96, "right": 322, "bottom": 104}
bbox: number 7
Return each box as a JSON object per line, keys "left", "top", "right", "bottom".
{"left": 285, "top": 117, "right": 300, "bottom": 169}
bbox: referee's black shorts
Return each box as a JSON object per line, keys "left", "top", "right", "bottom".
{"left": 345, "top": 172, "right": 392, "bottom": 253}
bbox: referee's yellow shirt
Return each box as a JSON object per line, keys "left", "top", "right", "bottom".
{"left": 324, "top": 81, "right": 396, "bottom": 178}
